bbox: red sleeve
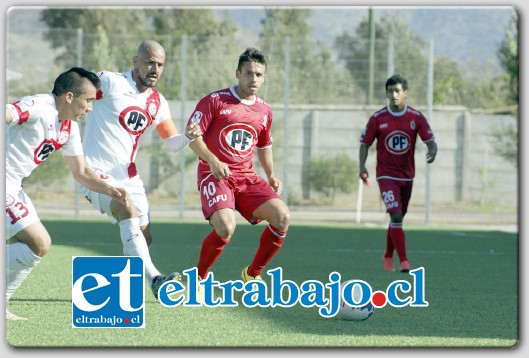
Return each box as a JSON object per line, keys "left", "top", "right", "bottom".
{"left": 417, "top": 113, "right": 435, "bottom": 142}
{"left": 256, "top": 108, "right": 273, "bottom": 148}
{"left": 360, "top": 115, "right": 377, "bottom": 146}
{"left": 187, "top": 93, "right": 217, "bottom": 135}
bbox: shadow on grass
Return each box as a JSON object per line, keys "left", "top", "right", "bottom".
{"left": 40, "top": 219, "right": 518, "bottom": 344}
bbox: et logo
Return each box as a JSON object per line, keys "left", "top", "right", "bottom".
{"left": 72, "top": 256, "right": 145, "bottom": 328}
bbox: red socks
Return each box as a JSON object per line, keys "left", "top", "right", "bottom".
{"left": 387, "top": 222, "right": 407, "bottom": 261}
{"left": 197, "top": 230, "right": 230, "bottom": 279}
{"left": 197, "top": 224, "right": 287, "bottom": 279}
{"left": 248, "top": 225, "right": 287, "bottom": 277}
{"left": 384, "top": 227, "right": 395, "bottom": 258}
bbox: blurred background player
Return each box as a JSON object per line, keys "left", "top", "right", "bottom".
{"left": 5, "top": 67, "right": 127, "bottom": 320}
{"left": 359, "top": 74, "right": 437, "bottom": 272}
{"left": 80, "top": 40, "right": 202, "bottom": 298}
{"left": 187, "top": 47, "right": 290, "bottom": 302}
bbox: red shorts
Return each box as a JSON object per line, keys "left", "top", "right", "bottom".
{"left": 199, "top": 173, "right": 280, "bottom": 224}
{"left": 377, "top": 179, "right": 414, "bottom": 215}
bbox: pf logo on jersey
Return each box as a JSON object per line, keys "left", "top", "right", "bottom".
{"left": 385, "top": 130, "right": 411, "bottom": 155}
{"left": 34, "top": 140, "right": 58, "bottom": 164}
{"left": 119, "top": 106, "right": 153, "bottom": 135}
{"left": 219, "top": 123, "right": 257, "bottom": 157}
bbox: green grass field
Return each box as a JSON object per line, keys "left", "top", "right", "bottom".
{"left": 5, "top": 219, "right": 518, "bottom": 348}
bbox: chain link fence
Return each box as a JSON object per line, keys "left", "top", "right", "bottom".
{"left": 6, "top": 12, "right": 518, "bottom": 227}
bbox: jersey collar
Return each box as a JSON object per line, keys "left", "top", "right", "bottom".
{"left": 386, "top": 104, "right": 407, "bottom": 117}
{"left": 230, "top": 85, "right": 256, "bottom": 106}
{"left": 127, "top": 70, "right": 153, "bottom": 95}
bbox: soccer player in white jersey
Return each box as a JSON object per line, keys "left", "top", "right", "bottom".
{"left": 80, "top": 40, "right": 202, "bottom": 298}
{"left": 5, "top": 67, "right": 128, "bottom": 320}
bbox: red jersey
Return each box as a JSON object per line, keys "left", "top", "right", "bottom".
{"left": 187, "top": 85, "right": 273, "bottom": 180}
{"left": 360, "top": 105, "right": 435, "bottom": 180}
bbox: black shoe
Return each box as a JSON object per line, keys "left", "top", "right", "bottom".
{"left": 151, "top": 272, "right": 182, "bottom": 299}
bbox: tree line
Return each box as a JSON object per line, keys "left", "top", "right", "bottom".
{"left": 36, "top": 7, "right": 517, "bottom": 109}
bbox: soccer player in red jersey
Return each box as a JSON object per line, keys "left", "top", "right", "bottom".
{"left": 359, "top": 74, "right": 437, "bottom": 272}
{"left": 187, "top": 48, "right": 290, "bottom": 299}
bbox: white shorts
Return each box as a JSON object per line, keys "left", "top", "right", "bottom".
{"left": 5, "top": 190, "right": 40, "bottom": 240}
{"left": 79, "top": 172, "right": 150, "bottom": 227}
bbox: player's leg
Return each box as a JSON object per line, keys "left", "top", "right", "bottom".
{"left": 383, "top": 227, "right": 396, "bottom": 271}
{"left": 246, "top": 198, "right": 290, "bottom": 280}
{"left": 110, "top": 191, "right": 177, "bottom": 283}
{"left": 196, "top": 175, "right": 237, "bottom": 281}
{"left": 382, "top": 180, "right": 411, "bottom": 272}
{"left": 193, "top": 208, "right": 236, "bottom": 305}
{"left": 392, "top": 181, "right": 414, "bottom": 272}
{"left": 140, "top": 223, "right": 153, "bottom": 246}
{"left": 197, "top": 208, "right": 237, "bottom": 280}
{"left": 81, "top": 177, "right": 175, "bottom": 297}
{"left": 5, "top": 191, "right": 48, "bottom": 320}
{"left": 378, "top": 179, "right": 409, "bottom": 271}
{"left": 388, "top": 212, "right": 409, "bottom": 271}
{"left": 235, "top": 176, "right": 289, "bottom": 280}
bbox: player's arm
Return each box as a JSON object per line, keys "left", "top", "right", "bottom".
{"left": 5, "top": 107, "right": 13, "bottom": 125}
{"left": 359, "top": 143, "right": 370, "bottom": 182}
{"left": 425, "top": 139, "right": 437, "bottom": 163}
{"left": 156, "top": 119, "right": 202, "bottom": 152}
{"left": 64, "top": 155, "right": 128, "bottom": 206}
{"left": 189, "top": 137, "right": 231, "bottom": 180}
{"left": 257, "top": 146, "right": 282, "bottom": 195}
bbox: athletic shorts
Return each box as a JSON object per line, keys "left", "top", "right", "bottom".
{"left": 79, "top": 171, "right": 150, "bottom": 227}
{"left": 199, "top": 173, "right": 280, "bottom": 224}
{"left": 5, "top": 189, "right": 40, "bottom": 240}
{"left": 377, "top": 178, "right": 414, "bottom": 215}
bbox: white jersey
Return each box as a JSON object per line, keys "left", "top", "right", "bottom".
{"left": 5, "top": 94, "right": 83, "bottom": 191}
{"left": 83, "top": 70, "right": 172, "bottom": 181}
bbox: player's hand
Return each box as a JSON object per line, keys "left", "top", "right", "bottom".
{"left": 109, "top": 187, "right": 129, "bottom": 207}
{"left": 211, "top": 160, "right": 231, "bottom": 180}
{"left": 426, "top": 141, "right": 437, "bottom": 163}
{"left": 359, "top": 170, "right": 371, "bottom": 187}
{"left": 185, "top": 123, "right": 202, "bottom": 140}
{"left": 426, "top": 148, "right": 437, "bottom": 163}
{"left": 269, "top": 176, "right": 282, "bottom": 195}
{"left": 359, "top": 169, "right": 369, "bottom": 182}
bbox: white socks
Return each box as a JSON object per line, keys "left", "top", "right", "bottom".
{"left": 6, "top": 242, "right": 42, "bottom": 303}
{"left": 118, "top": 218, "right": 161, "bottom": 282}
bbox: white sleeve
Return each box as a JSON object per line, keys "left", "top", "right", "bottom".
{"left": 6, "top": 95, "right": 46, "bottom": 127}
{"left": 61, "top": 122, "right": 84, "bottom": 157}
{"left": 163, "top": 134, "right": 193, "bottom": 152}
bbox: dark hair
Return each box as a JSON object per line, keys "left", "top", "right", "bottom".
{"left": 385, "top": 74, "right": 408, "bottom": 91}
{"left": 52, "top": 67, "right": 100, "bottom": 96}
{"left": 237, "top": 47, "right": 268, "bottom": 71}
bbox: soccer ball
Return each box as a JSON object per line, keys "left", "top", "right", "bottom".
{"left": 337, "top": 280, "right": 375, "bottom": 321}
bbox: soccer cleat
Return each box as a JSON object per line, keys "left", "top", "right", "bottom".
{"left": 6, "top": 310, "right": 27, "bottom": 321}
{"left": 399, "top": 260, "right": 411, "bottom": 273}
{"left": 382, "top": 256, "right": 395, "bottom": 271}
{"left": 241, "top": 266, "right": 265, "bottom": 283}
{"left": 151, "top": 272, "right": 182, "bottom": 299}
